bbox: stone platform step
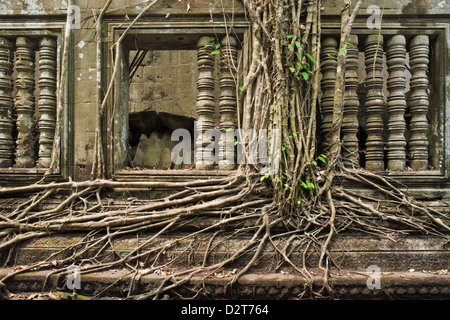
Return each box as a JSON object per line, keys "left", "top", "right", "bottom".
{"left": 1, "top": 267, "right": 449, "bottom": 300}
{"left": 3, "top": 232, "right": 449, "bottom": 299}
{"left": 6, "top": 233, "right": 450, "bottom": 272}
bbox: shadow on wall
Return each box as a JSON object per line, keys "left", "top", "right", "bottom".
{"left": 402, "top": 0, "right": 430, "bottom": 14}
{"left": 128, "top": 111, "right": 195, "bottom": 169}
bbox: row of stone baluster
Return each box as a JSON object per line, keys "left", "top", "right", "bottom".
{"left": 321, "top": 34, "right": 431, "bottom": 171}
{"left": 195, "top": 35, "right": 238, "bottom": 170}
{"left": 0, "top": 36, "right": 57, "bottom": 169}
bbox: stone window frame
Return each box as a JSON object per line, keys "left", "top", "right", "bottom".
{"left": 0, "top": 21, "right": 73, "bottom": 186}
{"left": 105, "top": 20, "right": 448, "bottom": 190}
{"left": 321, "top": 21, "right": 449, "bottom": 191}
{"left": 104, "top": 20, "right": 249, "bottom": 180}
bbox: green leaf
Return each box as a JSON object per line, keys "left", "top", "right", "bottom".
{"left": 239, "top": 86, "right": 244, "bottom": 92}
{"left": 209, "top": 36, "right": 216, "bottom": 42}
{"left": 284, "top": 183, "right": 292, "bottom": 190}
{"left": 287, "top": 35, "right": 294, "bottom": 39}
{"left": 288, "top": 44, "right": 294, "bottom": 50}
{"left": 318, "top": 156, "right": 326, "bottom": 163}
{"left": 301, "top": 72, "right": 309, "bottom": 81}
{"left": 210, "top": 50, "right": 220, "bottom": 55}
{"left": 215, "top": 43, "right": 220, "bottom": 49}
{"left": 289, "top": 67, "right": 295, "bottom": 73}
{"left": 295, "top": 41, "right": 301, "bottom": 48}
{"left": 227, "top": 127, "right": 234, "bottom": 131}
{"left": 345, "top": 42, "right": 354, "bottom": 48}
{"left": 292, "top": 132, "right": 297, "bottom": 137}
{"left": 307, "top": 182, "right": 315, "bottom": 189}
{"left": 305, "top": 53, "right": 314, "bottom": 62}
{"left": 311, "top": 160, "right": 317, "bottom": 166}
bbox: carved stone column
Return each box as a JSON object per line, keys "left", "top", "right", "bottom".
{"left": 408, "top": 35, "right": 430, "bottom": 171}
{"left": 195, "top": 36, "right": 216, "bottom": 170}
{"left": 320, "top": 37, "right": 338, "bottom": 148}
{"left": 386, "top": 35, "right": 407, "bottom": 171}
{"left": 14, "top": 37, "right": 36, "bottom": 168}
{"left": 218, "top": 36, "right": 238, "bottom": 170}
{"left": 37, "top": 37, "right": 57, "bottom": 168}
{"left": 342, "top": 35, "right": 360, "bottom": 168}
{"left": 0, "top": 37, "right": 15, "bottom": 168}
{"left": 364, "top": 35, "right": 385, "bottom": 171}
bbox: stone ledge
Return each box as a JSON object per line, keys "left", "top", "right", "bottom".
{"left": 1, "top": 268, "right": 449, "bottom": 300}
{"left": 6, "top": 233, "right": 449, "bottom": 272}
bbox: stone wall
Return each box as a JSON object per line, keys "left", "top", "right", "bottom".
{"left": 0, "top": 0, "right": 449, "bottom": 181}
{"left": 129, "top": 50, "right": 219, "bottom": 119}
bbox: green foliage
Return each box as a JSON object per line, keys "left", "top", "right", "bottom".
{"left": 345, "top": 42, "right": 354, "bottom": 48}
{"left": 304, "top": 53, "right": 314, "bottom": 62}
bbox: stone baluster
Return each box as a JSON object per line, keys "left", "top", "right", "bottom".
{"left": 408, "top": 35, "right": 430, "bottom": 171}
{"left": 195, "top": 36, "right": 216, "bottom": 170}
{"left": 320, "top": 37, "right": 338, "bottom": 148}
{"left": 342, "top": 35, "right": 360, "bottom": 168}
{"left": 218, "top": 36, "right": 238, "bottom": 170}
{"left": 14, "top": 37, "right": 36, "bottom": 168}
{"left": 37, "top": 37, "right": 57, "bottom": 168}
{"left": 386, "top": 35, "right": 407, "bottom": 171}
{"left": 0, "top": 37, "right": 15, "bottom": 168}
{"left": 364, "top": 35, "right": 385, "bottom": 171}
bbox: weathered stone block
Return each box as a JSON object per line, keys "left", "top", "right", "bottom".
{"left": 74, "top": 103, "right": 97, "bottom": 131}
{"left": 73, "top": 75, "right": 97, "bottom": 104}
{"left": 133, "top": 131, "right": 166, "bottom": 169}
{"left": 129, "top": 82, "right": 144, "bottom": 102}
{"left": 154, "top": 66, "right": 173, "bottom": 83}
{"left": 143, "top": 65, "right": 155, "bottom": 82}
{"left": 73, "top": 39, "right": 97, "bottom": 71}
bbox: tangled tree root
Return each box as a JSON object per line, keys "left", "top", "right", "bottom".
{"left": 0, "top": 167, "right": 448, "bottom": 300}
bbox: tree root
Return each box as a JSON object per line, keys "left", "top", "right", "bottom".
{"left": 0, "top": 167, "right": 448, "bottom": 300}
{"left": 1, "top": 0, "right": 449, "bottom": 301}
